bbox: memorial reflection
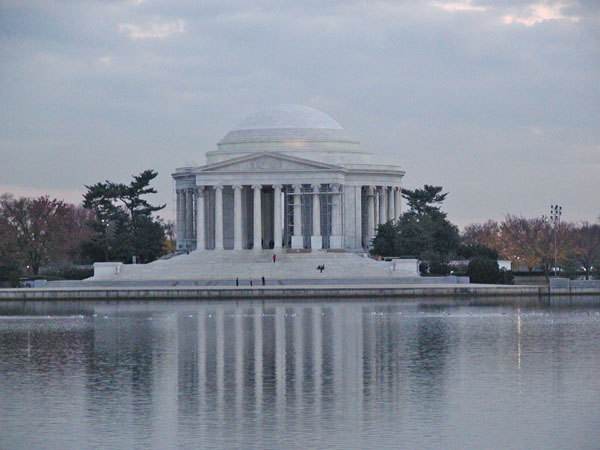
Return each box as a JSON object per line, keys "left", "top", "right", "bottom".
{"left": 167, "top": 302, "right": 456, "bottom": 430}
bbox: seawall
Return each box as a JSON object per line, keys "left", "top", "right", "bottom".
{"left": 0, "top": 284, "right": 598, "bottom": 301}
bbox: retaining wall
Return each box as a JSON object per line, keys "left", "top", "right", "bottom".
{"left": 0, "top": 284, "right": 598, "bottom": 301}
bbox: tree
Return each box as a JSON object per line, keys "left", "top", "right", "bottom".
{"left": 372, "top": 222, "right": 399, "bottom": 257}
{"left": 163, "top": 220, "right": 176, "bottom": 254}
{"left": 457, "top": 244, "right": 499, "bottom": 260}
{"left": 462, "top": 220, "right": 503, "bottom": 255}
{"left": 82, "top": 170, "right": 166, "bottom": 264}
{"left": 0, "top": 195, "right": 21, "bottom": 283}
{"left": 499, "top": 215, "right": 572, "bottom": 275}
{"left": 133, "top": 215, "right": 167, "bottom": 263}
{"left": 372, "top": 184, "right": 460, "bottom": 260}
{"left": 401, "top": 185, "right": 448, "bottom": 215}
{"left": 0, "top": 196, "right": 73, "bottom": 275}
{"left": 567, "top": 222, "right": 600, "bottom": 280}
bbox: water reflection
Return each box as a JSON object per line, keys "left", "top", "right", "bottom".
{"left": 1, "top": 299, "right": 599, "bottom": 449}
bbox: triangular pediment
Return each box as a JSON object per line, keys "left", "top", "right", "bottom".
{"left": 200, "top": 152, "right": 343, "bottom": 172}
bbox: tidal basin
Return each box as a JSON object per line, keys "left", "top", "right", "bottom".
{"left": 1, "top": 298, "right": 599, "bottom": 449}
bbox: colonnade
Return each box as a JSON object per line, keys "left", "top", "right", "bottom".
{"left": 177, "top": 184, "right": 401, "bottom": 251}
{"left": 176, "top": 187, "right": 196, "bottom": 249}
{"left": 176, "top": 183, "right": 344, "bottom": 251}
{"left": 366, "top": 186, "right": 402, "bottom": 241}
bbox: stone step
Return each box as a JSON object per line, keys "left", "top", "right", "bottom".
{"left": 93, "top": 249, "right": 417, "bottom": 281}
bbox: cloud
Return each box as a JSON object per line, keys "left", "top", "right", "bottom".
{"left": 118, "top": 19, "right": 185, "bottom": 39}
{"left": 502, "top": 1, "right": 580, "bottom": 26}
{"left": 430, "top": 1, "right": 486, "bottom": 12}
{"left": 0, "top": 0, "right": 598, "bottom": 228}
{"left": 98, "top": 55, "right": 114, "bottom": 65}
{"left": 530, "top": 127, "right": 543, "bottom": 135}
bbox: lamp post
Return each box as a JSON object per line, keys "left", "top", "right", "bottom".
{"left": 550, "top": 204, "right": 562, "bottom": 277}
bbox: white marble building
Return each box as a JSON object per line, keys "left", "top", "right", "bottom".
{"left": 174, "top": 105, "right": 405, "bottom": 252}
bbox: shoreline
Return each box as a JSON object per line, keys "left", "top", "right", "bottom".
{"left": 1, "top": 284, "right": 599, "bottom": 300}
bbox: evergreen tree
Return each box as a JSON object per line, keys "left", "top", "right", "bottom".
{"left": 82, "top": 170, "right": 166, "bottom": 263}
{"left": 401, "top": 185, "right": 448, "bottom": 215}
{"left": 372, "top": 184, "right": 459, "bottom": 260}
{"left": 372, "top": 222, "right": 399, "bottom": 257}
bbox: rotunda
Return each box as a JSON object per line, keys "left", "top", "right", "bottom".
{"left": 173, "top": 105, "right": 404, "bottom": 252}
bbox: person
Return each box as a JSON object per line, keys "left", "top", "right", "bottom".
{"left": 272, "top": 254, "right": 276, "bottom": 263}
{"left": 262, "top": 276, "right": 266, "bottom": 285}
{"left": 250, "top": 277, "right": 253, "bottom": 286}
{"left": 236, "top": 277, "right": 239, "bottom": 286}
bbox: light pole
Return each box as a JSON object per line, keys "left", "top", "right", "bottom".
{"left": 550, "top": 204, "right": 562, "bottom": 277}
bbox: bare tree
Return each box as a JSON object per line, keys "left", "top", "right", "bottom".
{"left": 499, "top": 215, "right": 573, "bottom": 275}
{"left": 570, "top": 222, "right": 600, "bottom": 279}
{"left": 1, "top": 196, "right": 73, "bottom": 274}
{"left": 462, "top": 220, "right": 503, "bottom": 255}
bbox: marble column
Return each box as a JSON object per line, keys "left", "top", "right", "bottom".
{"left": 214, "top": 185, "right": 224, "bottom": 250}
{"left": 374, "top": 188, "right": 380, "bottom": 229}
{"left": 186, "top": 188, "right": 194, "bottom": 244}
{"left": 252, "top": 184, "right": 262, "bottom": 250}
{"left": 330, "top": 184, "right": 342, "bottom": 249}
{"left": 379, "top": 186, "right": 387, "bottom": 224}
{"left": 196, "top": 186, "right": 205, "bottom": 250}
{"left": 291, "top": 184, "right": 303, "bottom": 249}
{"left": 394, "top": 187, "right": 401, "bottom": 221}
{"left": 387, "top": 187, "right": 394, "bottom": 222}
{"left": 379, "top": 187, "right": 387, "bottom": 225}
{"left": 233, "top": 185, "right": 243, "bottom": 250}
{"left": 176, "top": 189, "right": 185, "bottom": 248}
{"left": 273, "top": 184, "right": 282, "bottom": 250}
{"left": 367, "top": 186, "right": 375, "bottom": 241}
{"left": 311, "top": 184, "right": 322, "bottom": 250}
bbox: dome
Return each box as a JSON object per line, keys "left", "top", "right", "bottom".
{"left": 235, "top": 104, "right": 344, "bottom": 130}
{"left": 209, "top": 104, "right": 370, "bottom": 165}
{"left": 218, "top": 104, "right": 357, "bottom": 145}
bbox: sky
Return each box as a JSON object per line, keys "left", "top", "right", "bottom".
{"left": 1, "top": 0, "right": 598, "bottom": 229}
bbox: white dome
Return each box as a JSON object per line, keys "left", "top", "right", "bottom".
{"left": 218, "top": 104, "right": 357, "bottom": 145}
{"left": 235, "top": 104, "right": 344, "bottom": 130}
{"left": 208, "top": 104, "right": 370, "bottom": 165}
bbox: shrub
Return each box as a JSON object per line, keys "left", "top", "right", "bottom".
{"left": 419, "top": 250, "right": 450, "bottom": 275}
{"left": 452, "top": 263, "right": 469, "bottom": 275}
{"left": 429, "top": 260, "right": 451, "bottom": 275}
{"left": 42, "top": 267, "right": 94, "bottom": 280}
{"left": 498, "top": 269, "right": 514, "bottom": 285}
{"left": 467, "top": 256, "right": 501, "bottom": 284}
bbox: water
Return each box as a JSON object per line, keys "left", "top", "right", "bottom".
{"left": 1, "top": 297, "right": 599, "bottom": 449}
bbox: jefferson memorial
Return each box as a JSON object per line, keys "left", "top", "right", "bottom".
{"left": 173, "top": 105, "right": 405, "bottom": 253}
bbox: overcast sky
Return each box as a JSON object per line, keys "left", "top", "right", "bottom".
{"left": 1, "top": 0, "right": 598, "bottom": 228}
